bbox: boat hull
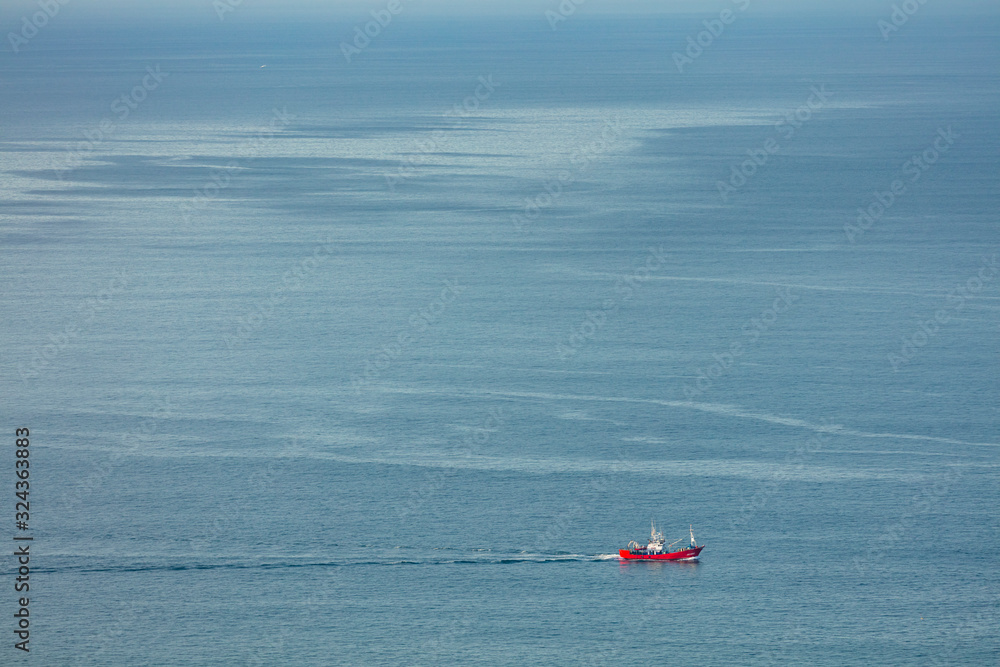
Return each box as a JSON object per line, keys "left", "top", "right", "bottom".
{"left": 619, "top": 546, "right": 704, "bottom": 561}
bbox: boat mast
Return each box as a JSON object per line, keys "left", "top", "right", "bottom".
{"left": 689, "top": 524, "right": 696, "bottom": 546}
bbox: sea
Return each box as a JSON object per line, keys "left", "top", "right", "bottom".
{"left": 1, "top": 10, "right": 998, "bottom": 666}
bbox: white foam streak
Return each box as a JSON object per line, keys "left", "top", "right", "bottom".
{"left": 380, "top": 386, "right": 1000, "bottom": 449}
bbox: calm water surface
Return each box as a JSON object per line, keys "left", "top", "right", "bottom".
{"left": 1, "top": 14, "right": 998, "bottom": 666}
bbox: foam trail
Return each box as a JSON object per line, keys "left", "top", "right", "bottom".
{"left": 560, "top": 270, "right": 1000, "bottom": 301}
{"left": 24, "top": 554, "right": 625, "bottom": 575}
{"left": 378, "top": 386, "right": 1000, "bottom": 448}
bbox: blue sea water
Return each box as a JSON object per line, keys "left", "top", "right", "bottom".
{"left": 1, "top": 12, "right": 999, "bottom": 666}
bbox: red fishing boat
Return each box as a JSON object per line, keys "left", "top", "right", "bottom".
{"left": 619, "top": 522, "right": 704, "bottom": 561}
